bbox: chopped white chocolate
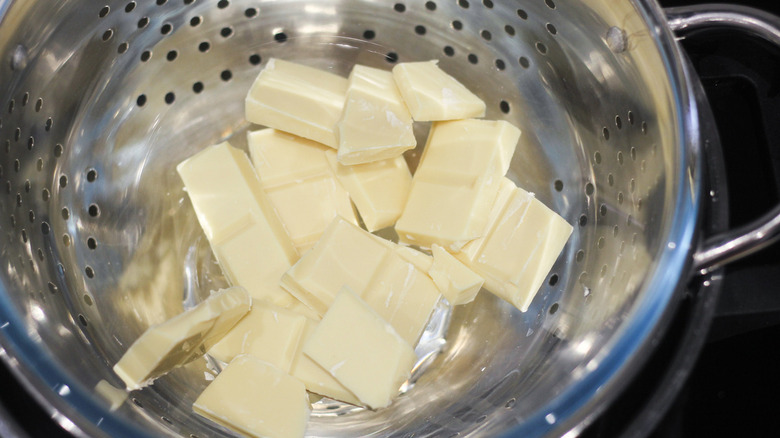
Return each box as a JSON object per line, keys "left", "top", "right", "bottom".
{"left": 248, "top": 129, "right": 357, "bottom": 252}
{"left": 395, "top": 119, "right": 521, "bottom": 250}
{"left": 207, "top": 302, "right": 307, "bottom": 372}
{"left": 281, "top": 216, "right": 390, "bottom": 316}
{"left": 392, "top": 60, "right": 486, "bottom": 121}
{"left": 245, "top": 58, "right": 347, "bottom": 148}
{"left": 113, "top": 287, "right": 250, "bottom": 390}
{"left": 456, "top": 178, "right": 573, "bottom": 312}
{"left": 394, "top": 245, "right": 433, "bottom": 272}
{"left": 337, "top": 65, "right": 416, "bottom": 165}
{"left": 290, "top": 319, "right": 362, "bottom": 406}
{"left": 94, "top": 380, "right": 128, "bottom": 412}
{"left": 325, "top": 150, "right": 412, "bottom": 232}
{"left": 282, "top": 217, "right": 441, "bottom": 344}
{"left": 194, "top": 355, "right": 310, "bottom": 438}
{"left": 429, "top": 244, "right": 484, "bottom": 305}
{"left": 177, "top": 142, "right": 298, "bottom": 307}
{"left": 302, "top": 287, "right": 416, "bottom": 409}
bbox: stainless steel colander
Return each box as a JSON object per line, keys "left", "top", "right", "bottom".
{"left": 2, "top": 0, "right": 780, "bottom": 437}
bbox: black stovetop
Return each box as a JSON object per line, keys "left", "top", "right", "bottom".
{"left": 3, "top": 1, "right": 780, "bottom": 437}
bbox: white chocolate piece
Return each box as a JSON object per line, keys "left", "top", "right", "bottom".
{"left": 429, "top": 244, "right": 484, "bottom": 305}
{"left": 177, "top": 142, "right": 298, "bottom": 307}
{"left": 282, "top": 217, "right": 441, "bottom": 345}
{"left": 325, "top": 150, "right": 412, "bottom": 232}
{"left": 248, "top": 129, "right": 357, "bottom": 252}
{"left": 287, "top": 299, "right": 322, "bottom": 321}
{"left": 290, "top": 319, "right": 362, "bottom": 406}
{"left": 207, "top": 302, "right": 307, "bottom": 372}
{"left": 94, "top": 380, "right": 128, "bottom": 412}
{"left": 302, "top": 287, "right": 416, "bottom": 409}
{"left": 337, "top": 65, "right": 416, "bottom": 165}
{"left": 392, "top": 60, "right": 486, "bottom": 121}
{"left": 245, "top": 58, "right": 348, "bottom": 148}
{"left": 456, "top": 178, "right": 573, "bottom": 312}
{"left": 113, "top": 287, "right": 250, "bottom": 390}
{"left": 194, "top": 355, "right": 310, "bottom": 438}
{"left": 281, "top": 217, "right": 390, "bottom": 316}
{"left": 395, "top": 119, "right": 521, "bottom": 250}
{"left": 394, "top": 245, "right": 433, "bottom": 272}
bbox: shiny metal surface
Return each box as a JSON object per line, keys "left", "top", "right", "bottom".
{"left": 0, "top": 0, "right": 706, "bottom": 437}
{"left": 665, "top": 4, "right": 780, "bottom": 274}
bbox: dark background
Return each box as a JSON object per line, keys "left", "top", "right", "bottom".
{"left": 3, "top": 1, "right": 780, "bottom": 437}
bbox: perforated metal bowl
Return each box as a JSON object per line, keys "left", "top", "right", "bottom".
{"left": 2, "top": 0, "right": 779, "bottom": 437}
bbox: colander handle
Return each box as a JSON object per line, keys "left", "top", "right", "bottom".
{"left": 666, "top": 4, "right": 780, "bottom": 274}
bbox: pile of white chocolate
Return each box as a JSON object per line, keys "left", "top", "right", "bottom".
{"left": 112, "top": 59, "right": 573, "bottom": 438}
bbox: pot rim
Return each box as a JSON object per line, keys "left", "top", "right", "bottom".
{"left": 500, "top": 1, "right": 705, "bottom": 436}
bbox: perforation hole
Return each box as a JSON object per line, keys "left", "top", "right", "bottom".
{"left": 245, "top": 8, "right": 258, "bottom": 18}
{"left": 499, "top": 100, "right": 510, "bottom": 114}
{"left": 249, "top": 54, "right": 261, "bottom": 65}
{"left": 190, "top": 16, "right": 202, "bottom": 27}
{"left": 546, "top": 23, "right": 557, "bottom": 35}
{"left": 138, "top": 17, "right": 149, "bottom": 28}
{"left": 166, "top": 50, "right": 178, "bottom": 61}
{"left": 87, "top": 237, "right": 97, "bottom": 250}
{"left": 495, "top": 59, "right": 505, "bottom": 70}
{"left": 468, "top": 54, "right": 478, "bottom": 64}
{"left": 517, "top": 9, "right": 528, "bottom": 19}
{"left": 88, "top": 204, "right": 100, "bottom": 217}
{"left": 394, "top": 3, "right": 405, "bottom": 12}
{"left": 193, "top": 82, "right": 204, "bottom": 93}
{"left": 535, "top": 42, "right": 548, "bottom": 54}
{"left": 505, "top": 25, "right": 515, "bottom": 36}
{"left": 363, "top": 30, "right": 375, "bottom": 39}
{"left": 99, "top": 6, "right": 110, "bottom": 18}
{"left": 84, "top": 295, "right": 93, "bottom": 306}
{"left": 554, "top": 179, "right": 563, "bottom": 192}
{"left": 425, "top": 1, "right": 436, "bottom": 10}
{"left": 161, "top": 23, "right": 173, "bottom": 35}
{"left": 165, "top": 92, "right": 175, "bottom": 104}
{"left": 458, "top": 0, "right": 469, "bottom": 8}
{"left": 415, "top": 25, "right": 426, "bottom": 36}
{"left": 199, "top": 41, "right": 210, "bottom": 52}
{"left": 102, "top": 29, "right": 114, "bottom": 41}
{"left": 576, "top": 250, "right": 585, "bottom": 263}
{"left": 545, "top": 0, "right": 556, "bottom": 9}
{"left": 61, "top": 207, "right": 70, "bottom": 220}
{"left": 59, "top": 175, "right": 68, "bottom": 188}
{"left": 519, "top": 57, "right": 530, "bottom": 69}
{"left": 273, "top": 31, "right": 286, "bottom": 42}
{"left": 385, "top": 52, "right": 399, "bottom": 63}
{"left": 86, "top": 168, "right": 98, "bottom": 182}
{"left": 117, "top": 42, "right": 129, "bottom": 54}
{"left": 217, "top": 0, "right": 229, "bottom": 8}
{"left": 480, "top": 30, "right": 492, "bottom": 41}
{"left": 452, "top": 20, "right": 463, "bottom": 30}
{"left": 140, "top": 50, "right": 151, "bottom": 62}
{"left": 125, "top": 2, "right": 136, "bottom": 13}
{"left": 85, "top": 266, "right": 95, "bottom": 278}
{"left": 78, "top": 314, "right": 88, "bottom": 327}
{"left": 443, "top": 46, "right": 455, "bottom": 56}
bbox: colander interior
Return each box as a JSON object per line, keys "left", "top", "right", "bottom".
{"left": 0, "top": 0, "right": 683, "bottom": 436}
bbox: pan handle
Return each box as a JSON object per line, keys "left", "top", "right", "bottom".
{"left": 666, "top": 4, "right": 780, "bottom": 274}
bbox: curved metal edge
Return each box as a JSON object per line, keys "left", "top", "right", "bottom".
{"left": 498, "top": 1, "right": 706, "bottom": 437}
{"left": 666, "top": 4, "right": 780, "bottom": 274}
